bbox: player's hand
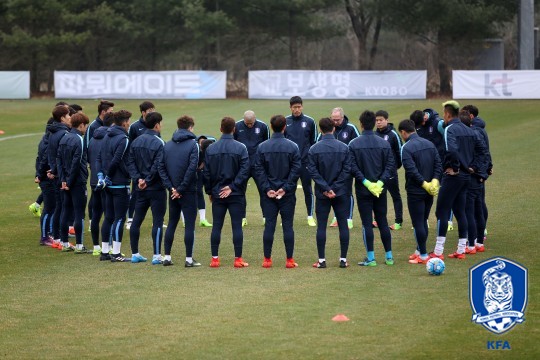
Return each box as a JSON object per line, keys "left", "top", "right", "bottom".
{"left": 47, "top": 170, "right": 55, "bottom": 180}
{"left": 445, "top": 168, "right": 458, "bottom": 176}
{"left": 421, "top": 181, "right": 431, "bottom": 194}
{"left": 138, "top": 179, "right": 147, "bottom": 190}
{"left": 61, "top": 182, "right": 68, "bottom": 190}
{"left": 363, "top": 179, "right": 381, "bottom": 198}
{"left": 429, "top": 179, "right": 440, "bottom": 196}
{"left": 170, "top": 188, "right": 181, "bottom": 200}
{"left": 35, "top": 176, "right": 40, "bottom": 183}
{"left": 219, "top": 186, "right": 232, "bottom": 198}
{"left": 104, "top": 176, "right": 112, "bottom": 187}
{"left": 267, "top": 190, "right": 276, "bottom": 198}
{"left": 275, "top": 188, "right": 285, "bottom": 199}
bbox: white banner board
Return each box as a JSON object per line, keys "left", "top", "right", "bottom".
{"left": 55, "top": 71, "right": 227, "bottom": 99}
{"left": 249, "top": 70, "right": 426, "bottom": 99}
{"left": 0, "top": 71, "right": 30, "bottom": 99}
{"left": 453, "top": 70, "right": 540, "bottom": 99}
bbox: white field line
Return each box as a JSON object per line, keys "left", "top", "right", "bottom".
{"left": 0, "top": 133, "right": 41, "bottom": 142}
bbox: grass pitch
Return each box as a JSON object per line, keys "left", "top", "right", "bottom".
{"left": 0, "top": 99, "right": 538, "bottom": 359}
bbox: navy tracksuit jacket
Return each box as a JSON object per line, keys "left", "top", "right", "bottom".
{"left": 46, "top": 122, "right": 70, "bottom": 177}
{"left": 307, "top": 134, "right": 351, "bottom": 199}
{"left": 317, "top": 115, "right": 360, "bottom": 145}
{"left": 400, "top": 133, "right": 442, "bottom": 195}
{"left": 285, "top": 113, "right": 317, "bottom": 163}
{"left": 375, "top": 123, "right": 402, "bottom": 170}
{"left": 234, "top": 119, "right": 270, "bottom": 165}
{"left": 97, "top": 126, "right": 130, "bottom": 186}
{"left": 57, "top": 128, "right": 88, "bottom": 187}
{"left": 128, "top": 117, "right": 147, "bottom": 141}
{"left": 127, "top": 129, "right": 166, "bottom": 191}
{"left": 162, "top": 129, "right": 199, "bottom": 193}
{"left": 87, "top": 126, "right": 108, "bottom": 188}
{"left": 85, "top": 116, "right": 103, "bottom": 149}
{"left": 442, "top": 118, "right": 488, "bottom": 176}
{"left": 418, "top": 108, "right": 445, "bottom": 163}
{"left": 203, "top": 134, "right": 250, "bottom": 198}
{"left": 253, "top": 133, "right": 302, "bottom": 196}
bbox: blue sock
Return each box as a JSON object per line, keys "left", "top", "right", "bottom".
{"left": 385, "top": 251, "right": 393, "bottom": 259}
{"left": 367, "top": 251, "right": 375, "bottom": 261}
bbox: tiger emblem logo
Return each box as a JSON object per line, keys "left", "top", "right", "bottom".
{"left": 469, "top": 257, "right": 527, "bottom": 334}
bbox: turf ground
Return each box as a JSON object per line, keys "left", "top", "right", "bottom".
{"left": 0, "top": 99, "right": 538, "bottom": 359}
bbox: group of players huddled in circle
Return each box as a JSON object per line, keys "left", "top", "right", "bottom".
{"left": 30, "top": 96, "right": 491, "bottom": 269}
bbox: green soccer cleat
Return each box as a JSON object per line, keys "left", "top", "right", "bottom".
{"left": 185, "top": 259, "right": 202, "bottom": 267}
{"left": 347, "top": 219, "right": 353, "bottom": 229}
{"left": 390, "top": 223, "right": 402, "bottom": 230}
{"left": 74, "top": 247, "right": 90, "bottom": 254}
{"left": 199, "top": 219, "right": 212, "bottom": 227}
{"left": 92, "top": 248, "right": 101, "bottom": 256}
{"left": 242, "top": 218, "right": 248, "bottom": 227}
{"left": 385, "top": 258, "right": 394, "bottom": 266}
{"left": 307, "top": 217, "right": 316, "bottom": 227}
{"left": 29, "top": 203, "right": 41, "bottom": 217}
{"left": 358, "top": 258, "right": 377, "bottom": 267}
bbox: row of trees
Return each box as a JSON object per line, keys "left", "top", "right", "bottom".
{"left": 0, "top": 0, "right": 529, "bottom": 94}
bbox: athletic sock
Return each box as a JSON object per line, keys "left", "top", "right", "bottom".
{"left": 457, "top": 238, "right": 467, "bottom": 254}
{"left": 76, "top": 244, "right": 83, "bottom": 250}
{"left": 414, "top": 250, "right": 420, "bottom": 256}
{"left": 434, "top": 236, "right": 445, "bottom": 256}
{"left": 385, "top": 250, "right": 393, "bottom": 259}
{"left": 367, "top": 251, "right": 375, "bottom": 261}
{"left": 112, "top": 241, "right": 121, "bottom": 255}
{"left": 63, "top": 242, "right": 70, "bottom": 247}
{"left": 318, "top": 258, "right": 325, "bottom": 263}
{"left": 339, "top": 257, "right": 346, "bottom": 262}
{"left": 199, "top": 209, "right": 206, "bottom": 221}
{"left": 212, "top": 256, "right": 218, "bottom": 259}
{"left": 93, "top": 245, "right": 101, "bottom": 251}
{"left": 133, "top": 253, "right": 140, "bottom": 257}
{"left": 164, "top": 255, "right": 171, "bottom": 261}
{"left": 186, "top": 257, "right": 193, "bottom": 263}
{"left": 419, "top": 254, "right": 428, "bottom": 260}
{"left": 102, "top": 242, "right": 110, "bottom": 254}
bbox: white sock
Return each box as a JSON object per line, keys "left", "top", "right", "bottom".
{"left": 340, "top": 257, "right": 346, "bottom": 262}
{"left": 199, "top": 209, "right": 206, "bottom": 221}
{"left": 308, "top": 216, "right": 314, "bottom": 220}
{"left": 133, "top": 252, "right": 140, "bottom": 257}
{"left": 212, "top": 256, "right": 218, "bottom": 259}
{"left": 434, "top": 236, "right": 446, "bottom": 255}
{"left": 112, "top": 241, "right": 121, "bottom": 255}
{"left": 319, "top": 258, "right": 325, "bottom": 263}
{"left": 186, "top": 257, "right": 193, "bottom": 263}
{"left": 76, "top": 244, "right": 83, "bottom": 250}
{"left": 457, "top": 238, "right": 467, "bottom": 254}
{"left": 164, "top": 255, "right": 171, "bottom": 261}
{"left": 153, "top": 254, "right": 161, "bottom": 260}
{"left": 127, "top": 218, "right": 132, "bottom": 223}
{"left": 102, "top": 242, "right": 110, "bottom": 254}
{"left": 414, "top": 250, "right": 420, "bottom": 256}
{"left": 63, "top": 242, "right": 70, "bottom": 247}
{"left": 54, "top": 239, "right": 61, "bottom": 243}
{"left": 94, "top": 245, "right": 101, "bottom": 251}
{"left": 34, "top": 202, "right": 40, "bottom": 208}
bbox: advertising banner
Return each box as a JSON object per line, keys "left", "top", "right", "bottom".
{"left": 453, "top": 70, "right": 540, "bottom": 99}
{"left": 55, "top": 71, "right": 227, "bottom": 99}
{"left": 0, "top": 71, "right": 30, "bottom": 99}
{"left": 249, "top": 70, "right": 426, "bottom": 99}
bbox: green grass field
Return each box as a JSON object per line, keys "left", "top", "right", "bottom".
{"left": 0, "top": 99, "right": 538, "bottom": 359}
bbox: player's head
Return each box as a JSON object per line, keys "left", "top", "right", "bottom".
{"left": 112, "top": 110, "right": 131, "bottom": 129}
{"left": 330, "top": 107, "right": 344, "bottom": 126}
{"left": 270, "top": 115, "right": 286, "bottom": 133}
{"left": 69, "top": 104, "right": 83, "bottom": 113}
{"left": 103, "top": 112, "right": 114, "bottom": 127}
{"left": 375, "top": 110, "right": 389, "bottom": 130}
{"left": 243, "top": 110, "right": 256, "bottom": 128}
{"left": 71, "top": 112, "right": 90, "bottom": 134}
{"left": 177, "top": 115, "right": 195, "bottom": 130}
{"left": 442, "top": 100, "right": 460, "bottom": 123}
{"left": 55, "top": 101, "right": 69, "bottom": 107}
{"left": 462, "top": 104, "right": 479, "bottom": 117}
{"left": 319, "top": 117, "right": 334, "bottom": 134}
{"left": 139, "top": 101, "right": 155, "bottom": 119}
{"left": 409, "top": 110, "right": 424, "bottom": 127}
{"left": 200, "top": 139, "right": 214, "bottom": 153}
{"left": 98, "top": 100, "right": 114, "bottom": 117}
{"left": 144, "top": 111, "right": 162, "bottom": 130}
{"left": 459, "top": 109, "right": 472, "bottom": 127}
{"left": 359, "top": 110, "right": 376, "bottom": 130}
{"left": 398, "top": 119, "right": 416, "bottom": 141}
{"left": 220, "top": 116, "right": 236, "bottom": 134}
{"left": 52, "top": 105, "right": 70, "bottom": 124}
{"left": 289, "top": 96, "right": 303, "bottom": 117}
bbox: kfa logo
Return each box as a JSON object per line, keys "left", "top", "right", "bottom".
{"left": 384, "top": 135, "right": 389, "bottom": 141}
{"left": 342, "top": 132, "right": 348, "bottom": 139}
{"left": 301, "top": 122, "right": 306, "bottom": 128}
{"left": 485, "top": 73, "right": 513, "bottom": 97}
{"left": 469, "top": 257, "right": 527, "bottom": 334}
{"left": 254, "top": 127, "right": 260, "bottom": 134}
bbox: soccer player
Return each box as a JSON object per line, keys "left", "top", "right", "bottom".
{"left": 126, "top": 101, "right": 155, "bottom": 229}
{"left": 87, "top": 113, "right": 113, "bottom": 256}
{"left": 203, "top": 117, "right": 250, "bottom": 268}
{"left": 161, "top": 115, "right": 201, "bottom": 267}
{"left": 397, "top": 119, "right": 441, "bottom": 264}
{"left": 96, "top": 110, "right": 132, "bottom": 262}
{"left": 127, "top": 112, "right": 167, "bottom": 265}
{"left": 253, "top": 114, "right": 301, "bottom": 268}
{"left": 308, "top": 117, "right": 351, "bottom": 268}
{"left": 349, "top": 110, "right": 395, "bottom": 267}
{"left": 194, "top": 135, "right": 216, "bottom": 227}
{"left": 285, "top": 96, "right": 317, "bottom": 226}
{"left": 57, "top": 112, "right": 90, "bottom": 253}
{"left": 327, "top": 107, "right": 359, "bottom": 229}
{"left": 85, "top": 100, "right": 114, "bottom": 149}
{"left": 234, "top": 110, "right": 270, "bottom": 226}
{"left": 375, "top": 110, "right": 404, "bottom": 230}
{"left": 459, "top": 109, "right": 491, "bottom": 254}
{"left": 430, "top": 101, "right": 488, "bottom": 260}
{"left": 46, "top": 105, "right": 71, "bottom": 249}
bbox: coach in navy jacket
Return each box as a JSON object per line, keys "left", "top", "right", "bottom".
{"left": 97, "top": 125, "right": 130, "bottom": 187}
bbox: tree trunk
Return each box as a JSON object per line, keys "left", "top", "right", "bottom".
{"left": 289, "top": 10, "right": 298, "bottom": 68}
{"left": 437, "top": 39, "right": 451, "bottom": 95}
{"left": 368, "top": 16, "right": 382, "bottom": 70}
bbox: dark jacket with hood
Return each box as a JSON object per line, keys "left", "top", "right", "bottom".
{"left": 418, "top": 108, "right": 445, "bottom": 163}
{"left": 88, "top": 126, "right": 108, "bottom": 187}
{"left": 97, "top": 125, "right": 130, "bottom": 187}
{"left": 375, "top": 122, "right": 403, "bottom": 170}
{"left": 162, "top": 129, "right": 199, "bottom": 193}
{"left": 127, "top": 129, "right": 166, "bottom": 191}
{"left": 57, "top": 128, "right": 88, "bottom": 187}
{"left": 46, "top": 122, "right": 70, "bottom": 177}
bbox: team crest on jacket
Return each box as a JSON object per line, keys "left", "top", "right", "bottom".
{"left": 254, "top": 128, "right": 260, "bottom": 134}
{"left": 342, "top": 133, "right": 348, "bottom": 139}
{"left": 429, "top": 126, "right": 433, "bottom": 134}
{"left": 384, "top": 135, "right": 389, "bottom": 141}
{"left": 301, "top": 122, "right": 306, "bottom": 128}
{"left": 469, "top": 257, "right": 527, "bottom": 334}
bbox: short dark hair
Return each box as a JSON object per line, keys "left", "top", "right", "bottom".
{"left": 319, "top": 117, "right": 334, "bottom": 134}
{"left": 139, "top": 101, "right": 155, "bottom": 113}
{"left": 444, "top": 105, "right": 459, "bottom": 118}
{"left": 98, "top": 100, "right": 114, "bottom": 115}
{"left": 103, "top": 113, "right": 114, "bottom": 127}
{"left": 71, "top": 112, "right": 90, "bottom": 128}
{"left": 69, "top": 104, "right": 83, "bottom": 112}
{"left": 270, "top": 115, "right": 286, "bottom": 132}
{"left": 145, "top": 112, "right": 162, "bottom": 129}
{"left": 52, "top": 105, "right": 69, "bottom": 122}
{"left": 220, "top": 117, "right": 235, "bottom": 134}
{"left": 200, "top": 139, "right": 214, "bottom": 153}
{"left": 55, "top": 101, "right": 69, "bottom": 107}
{"left": 459, "top": 110, "right": 472, "bottom": 127}
{"left": 462, "top": 104, "right": 479, "bottom": 117}
{"left": 359, "top": 110, "right": 376, "bottom": 130}
{"left": 68, "top": 107, "right": 78, "bottom": 116}
{"left": 112, "top": 110, "right": 131, "bottom": 126}
{"left": 289, "top": 96, "right": 303, "bottom": 106}
{"left": 398, "top": 119, "right": 416, "bottom": 133}
{"left": 177, "top": 115, "right": 195, "bottom": 129}
{"left": 375, "top": 110, "right": 389, "bottom": 119}
{"left": 409, "top": 110, "right": 424, "bottom": 127}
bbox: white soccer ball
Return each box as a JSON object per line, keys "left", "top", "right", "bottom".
{"left": 426, "top": 258, "right": 445, "bottom": 276}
